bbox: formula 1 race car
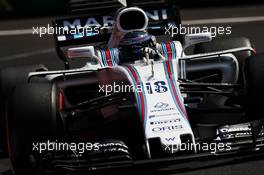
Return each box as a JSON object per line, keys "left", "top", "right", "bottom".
{"left": 1, "top": 0, "right": 264, "bottom": 175}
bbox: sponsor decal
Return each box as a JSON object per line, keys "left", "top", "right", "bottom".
{"left": 217, "top": 123, "right": 252, "bottom": 139}
{"left": 62, "top": 9, "right": 168, "bottom": 28}
{"left": 150, "top": 102, "right": 175, "bottom": 113}
{"left": 165, "top": 137, "right": 176, "bottom": 142}
{"left": 150, "top": 119, "right": 180, "bottom": 125}
{"left": 149, "top": 112, "right": 180, "bottom": 119}
{"left": 220, "top": 127, "right": 251, "bottom": 133}
{"left": 154, "top": 102, "right": 169, "bottom": 109}
{"left": 222, "top": 132, "right": 252, "bottom": 139}
{"left": 152, "top": 125, "right": 183, "bottom": 132}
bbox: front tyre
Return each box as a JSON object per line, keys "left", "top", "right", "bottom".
{"left": 7, "top": 83, "right": 58, "bottom": 175}
{"left": 0, "top": 64, "right": 48, "bottom": 157}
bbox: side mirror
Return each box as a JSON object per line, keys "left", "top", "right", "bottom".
{"left": 183, "top": 33, "right": 212, "bottom": 50}
{"left": 67, "top": 46, "right": 100, "bottom": 66}
{"left": 67, "top": 46, "right": 96, "bottom": 59}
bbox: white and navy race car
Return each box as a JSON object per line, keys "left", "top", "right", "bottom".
{"left": 1, "top": 1, "right": 264, "bottom": 175}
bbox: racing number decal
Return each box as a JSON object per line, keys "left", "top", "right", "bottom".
{"left": 146, "top": 82, "right": 153, "bottom": 94}
{"left": 146, "top": 81, "right": 168, "bottom": 94}
{"left": 154, "top": 81, "right": 168, "bottom": 93}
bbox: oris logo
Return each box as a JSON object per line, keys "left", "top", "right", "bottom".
{"left": 152, "top": 125, "right": 183, "bottom": 132}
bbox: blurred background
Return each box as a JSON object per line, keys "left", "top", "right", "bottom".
{"left": 0, "top": 0, "right": 263, "bottom": 17}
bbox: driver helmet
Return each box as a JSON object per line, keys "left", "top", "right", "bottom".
{"left": 118, "top": 31, "right": 156, "bottom": 63}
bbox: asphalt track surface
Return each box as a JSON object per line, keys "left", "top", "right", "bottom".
{"left": 1, "top": 4, "right": 264, "bottom": 175}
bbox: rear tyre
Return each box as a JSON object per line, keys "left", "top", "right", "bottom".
{"left": 7, "top": 83, "right": 57, "bottom": 175}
